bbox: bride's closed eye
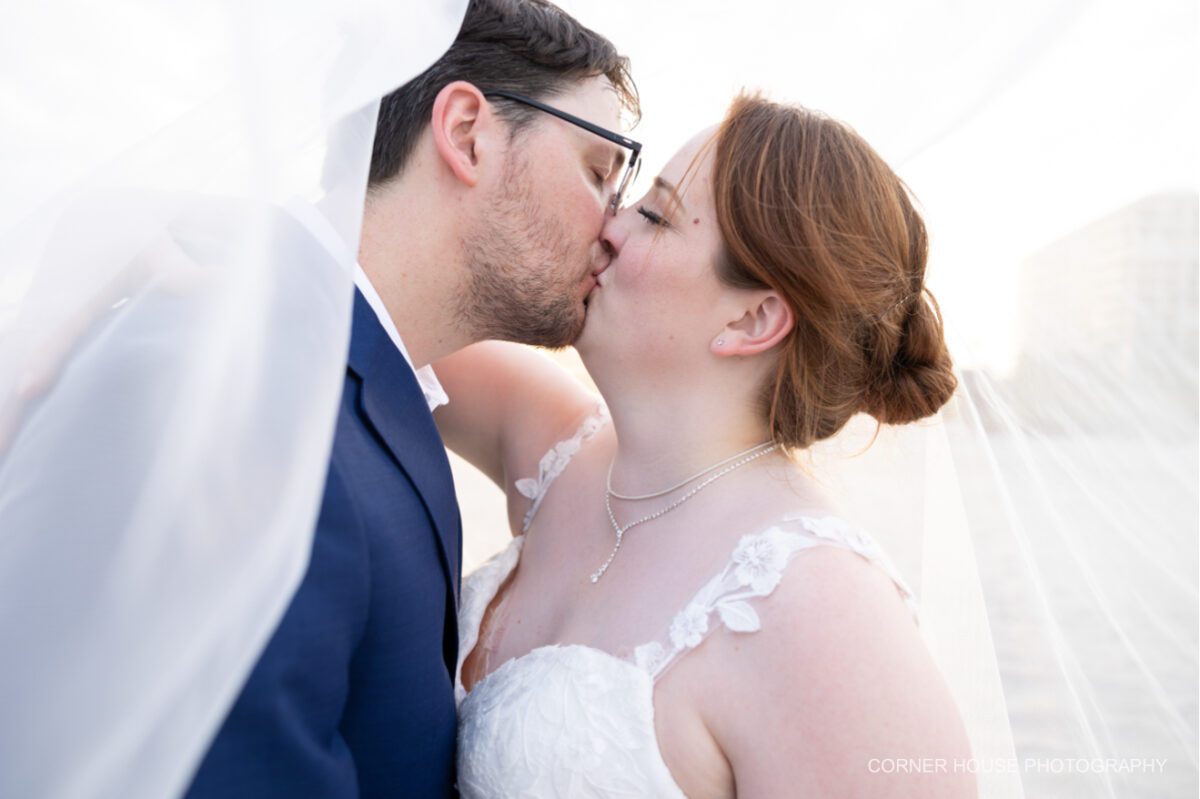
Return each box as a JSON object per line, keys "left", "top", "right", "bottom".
{"left": 637, "top": 206, "right": 669, "bottom": 227}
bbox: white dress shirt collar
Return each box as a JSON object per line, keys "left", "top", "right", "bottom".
{"left": 352, "top": 265, "right": 449, "bottom": 412}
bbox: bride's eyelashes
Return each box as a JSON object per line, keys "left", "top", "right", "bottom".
{"left": 637, "top": 206, "right": 669, "bottom": 227}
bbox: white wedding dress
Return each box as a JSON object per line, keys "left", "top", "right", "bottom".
{"left": 455, "top": 406, "right": 920, "bottom": 798}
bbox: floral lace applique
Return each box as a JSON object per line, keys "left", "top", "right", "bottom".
{"left": 793, "top": 514, "right": 919, "bottom": 616}
{"left": 640, "top": 516, "right": 919, "bottom": 681}
{"left": 514, "top": 401, "right": 609, "bottom": 533}
{"left": 668, "top": 603, "right": 709, "bottom": 649}
{"left": 731, "top": 526, "right": 792, "bottom": 593}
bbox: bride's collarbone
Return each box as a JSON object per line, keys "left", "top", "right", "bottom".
{"left": 506, "top": 450, "right": 823, "bottom": 645}
{"left": 521, "top": 466, "right": 811, "bottom": 613}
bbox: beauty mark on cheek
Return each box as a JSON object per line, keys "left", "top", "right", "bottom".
{"left": 693, "top": 218, "right": 700, "bottom": 225}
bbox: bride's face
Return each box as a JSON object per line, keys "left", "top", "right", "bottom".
{"left": 578, "top": 128, "right": 736, "bottom": 374}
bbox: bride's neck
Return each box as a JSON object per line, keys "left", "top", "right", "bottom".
{"left": 601, "top": 388, "right": 774, "bottom": 496}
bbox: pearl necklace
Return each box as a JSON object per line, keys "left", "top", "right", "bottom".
{"left": 590, "top": 442, "right": 777, "bottom": 584}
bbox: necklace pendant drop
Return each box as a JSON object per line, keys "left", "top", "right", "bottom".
{"left": 591, "top": 441, "right": 777, "bottom": 585}
{"left": 590, "top": 528, "right": 624, "bottom": 584}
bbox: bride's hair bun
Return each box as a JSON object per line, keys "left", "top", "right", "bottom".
{"left": 710, "top": 94, "right": 957, "bottom": 449}
{"left": 861, "top": 290, "right": 958, "bottom": 426}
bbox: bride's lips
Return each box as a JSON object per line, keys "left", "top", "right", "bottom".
{"left": 582, "top": 261, "right": 609, "bottom": 303}
{"left": 590, "top": 261, "right": 610, "bottom": 288}
{"left": 582, "top": 245, "right": 613, "bottom": 303}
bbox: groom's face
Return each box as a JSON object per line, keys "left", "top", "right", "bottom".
{"left": 460, "top": 77, "right": 626, "bottom": 348}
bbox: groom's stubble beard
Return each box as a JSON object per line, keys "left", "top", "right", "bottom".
{"left": 457, "top": 149, "right": 590, "bottom": 349}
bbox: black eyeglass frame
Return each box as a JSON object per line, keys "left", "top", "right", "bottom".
{"left": 482, "top": 88, "right": 642, "bottom": 214}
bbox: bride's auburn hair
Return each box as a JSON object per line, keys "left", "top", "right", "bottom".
{"left": 710, "top": 94, "right": 957, "bottom": 449}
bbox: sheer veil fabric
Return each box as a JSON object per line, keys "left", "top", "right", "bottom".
{"left": 1, "top": 1, "right": 1195, "bottom": 799}
{"left": 0, "top": 2, "right": 468, "bottom": 797}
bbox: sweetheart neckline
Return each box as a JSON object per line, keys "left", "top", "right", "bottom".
{"left": 458, "top": 641, "right": 692, "bottom": 799}
{"left": 461, "top": 640, "right": 646, "bottom": 698}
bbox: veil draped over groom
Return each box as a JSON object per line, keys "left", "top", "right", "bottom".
{"left": 0, "top": 2, "right": 469, "bottom": 795}
{"left": 0, "top": 1, "right": 1195, "bottom": 798}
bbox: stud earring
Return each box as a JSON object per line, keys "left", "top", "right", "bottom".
{"left": 716, "top": 338, "right": 725, "bottom": 346}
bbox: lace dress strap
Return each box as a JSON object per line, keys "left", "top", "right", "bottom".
{"left": 633, "top": 513, "right": 920, "bottom": 681}
{"left": 513, "top": 400, "right": 609, "bottom": 534}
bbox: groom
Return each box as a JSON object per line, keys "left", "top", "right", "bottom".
{"left": 186, "top": 1, "right": 639, "bottom": 797}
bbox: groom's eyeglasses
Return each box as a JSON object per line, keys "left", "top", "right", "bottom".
{"left": 482, "top": 89, "right": 642, "bottom": 215}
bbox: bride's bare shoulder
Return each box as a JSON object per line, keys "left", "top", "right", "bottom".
{"left": 702, "top": 544, "right": 977, "bottom": 797}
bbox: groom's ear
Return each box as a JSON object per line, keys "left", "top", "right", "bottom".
{"left": 430, "top": 82, "right": 494, "bottom": 188}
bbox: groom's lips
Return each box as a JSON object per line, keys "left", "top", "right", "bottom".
{"left": 590, "top": 259, "right": 610, "bottom": 285}
{"left": 582, "top": 267, "right": 607, "bottom": 307}
{"left": 580, "top": 274, "right": 598, "bottom": 306}
{"left": 582, "top": 260, "right": 609, "bottom": 300}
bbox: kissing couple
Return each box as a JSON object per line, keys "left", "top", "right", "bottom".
{"left": 186, "top": 1, "right": 976, "bottom": 797}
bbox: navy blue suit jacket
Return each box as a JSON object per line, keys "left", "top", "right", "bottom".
{"left": 187, "top": 291, "right": 462, "bottom": 798}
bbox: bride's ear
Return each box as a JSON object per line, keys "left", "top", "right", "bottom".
{"left": 711, "top": 293, "right": 794, "bottom": 357}
{"left": 430, "top": 81, "right": 493, "bottom": 187}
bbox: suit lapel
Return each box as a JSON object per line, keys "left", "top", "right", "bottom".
{"left": 348, "top": 291, "right": 461, "bottom": 605}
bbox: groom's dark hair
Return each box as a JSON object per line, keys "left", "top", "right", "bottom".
{"left": 368, "top": 0, "right": 638, "bottom": 187}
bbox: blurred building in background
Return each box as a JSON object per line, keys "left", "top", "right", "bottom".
{"left": 1004, "top": 191, "right": 1199, "bottom": 434}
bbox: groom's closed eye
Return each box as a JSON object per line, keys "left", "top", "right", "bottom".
{"left": 584, "top": 153, "right": 613, "bottom": 190}
{"left": 588, "top": 144, "right": 627, "bottom": 189}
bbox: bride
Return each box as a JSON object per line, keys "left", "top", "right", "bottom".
{"left": 434, "top": 93, "right": 977, "bottom": 798}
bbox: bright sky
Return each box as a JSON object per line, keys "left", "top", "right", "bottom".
{"left": 3, "top": 0, "right": 1194, "bottom": 371}
{"left": 561, "top": 0, "right": 1199, "bottom": 372}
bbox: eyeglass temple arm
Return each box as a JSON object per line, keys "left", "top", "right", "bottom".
{"left": 482, "top": 89, "right": 641, "bottom": 153}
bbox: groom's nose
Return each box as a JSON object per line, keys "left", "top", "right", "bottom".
{"left": 599, "top": 211, "right": 626, "bottom": 258}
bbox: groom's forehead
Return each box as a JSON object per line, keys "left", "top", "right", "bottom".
{"left": 543, "top": 78, "right": 624, "bottom": 132}
{"left": 531, "top": 80, "right": 627, "bottom": 166}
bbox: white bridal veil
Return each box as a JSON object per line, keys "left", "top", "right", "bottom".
{"left": 0, "top": 1, "right": 467, "bottom": 796}
{"left": 0, "top": 1, "right": 1195, "bottom": 798}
